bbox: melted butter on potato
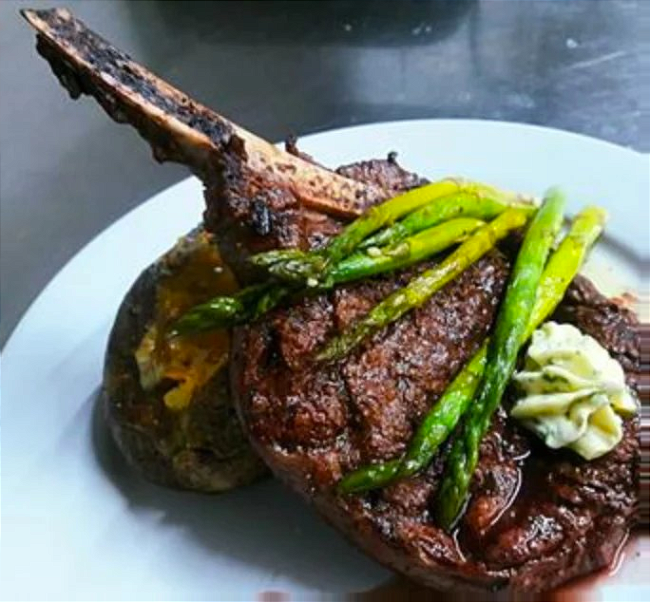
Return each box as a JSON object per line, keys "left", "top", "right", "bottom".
{"left": 511, "top": 321, "right": 638, "bottom": 460}
{"left": 135, "top": 231, "right": 238, "bottom": 411}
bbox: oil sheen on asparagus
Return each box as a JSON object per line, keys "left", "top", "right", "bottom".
{"left": 337, "top": 205, "right": 606, "bottom": 494}
{"left": 434, "top": 188, "right": 566, "bottom": 530}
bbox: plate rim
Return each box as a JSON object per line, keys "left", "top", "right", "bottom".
{"left": 3, "top": 118, "right": 647, "bottom": 352}
{"left": 1, "top": 118, "right": 648, "bottom": 599}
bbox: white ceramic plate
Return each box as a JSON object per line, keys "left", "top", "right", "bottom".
{"left": 1, "top": 120, "right": 648, "bottom": 601}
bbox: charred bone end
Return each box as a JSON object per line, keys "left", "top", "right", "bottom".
{"left": 24, "top": 8, "right": 235, "bottom": 178}
{"left": 22, "top": 8, "right": 384, "bottom": 222}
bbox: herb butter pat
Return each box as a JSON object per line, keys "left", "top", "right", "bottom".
{"left": 511, "top": 321, "right": 637, "bottom": 460}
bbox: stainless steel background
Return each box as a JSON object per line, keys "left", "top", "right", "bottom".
{"left": 1, "top": 0, "right": 648, "bottom": 346}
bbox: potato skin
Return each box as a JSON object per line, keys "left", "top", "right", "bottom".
{"left": 102, "top": 228, "right": 267, "bottom": 492}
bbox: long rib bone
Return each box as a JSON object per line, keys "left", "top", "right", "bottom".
{"left": 21, "top": 8, "right": 385, "bottom": 229}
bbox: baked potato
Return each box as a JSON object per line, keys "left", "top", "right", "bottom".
{"left": 102, "top": 227, "right": 267, "bottom": 492}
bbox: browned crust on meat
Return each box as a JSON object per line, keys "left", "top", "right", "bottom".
{"left": 22, "top": 10, "right": 640, "bottom": 592}
{"left": 231, "top": 186, "right": 640, "bottom": 594}
{"left": 21, "top": 7, "right": 386, "bottom": 263}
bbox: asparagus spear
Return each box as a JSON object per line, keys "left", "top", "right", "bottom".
{"left": 434, "top": 189, "right": 565, "bottom": 530}
{"left": 172, "top": 218, "right": 484, "bottom": 335}
{"left": 359, "top": 192, "right": 534, "bottom": 251}
{"left": 253, "top": 180, "right": 522, "bottom": 283}
{"left": 317, "top": 207, "right": 531, "bottom": 362}
{"left": 248, "top": 248, "right": 311, "bottom": 269}
{"left": 338, "top": 350, "right": 486, "bottom": 494}
{"left": 327, "top": 218, "right": 483, "bottom": 283}
{"left": 169, "top": 283, "right": 272, "bottom": 335}
{"left": 338, "top": 201, "right": 605, "bottom": 498}
{"left": 524, "top": 206, "right": 607, "bottom": 329}
{"left": 337, "top": 204, "right": 606, "bottom": 492}
{"left": 336, "top": 458, "right": 402, "bottom": 494}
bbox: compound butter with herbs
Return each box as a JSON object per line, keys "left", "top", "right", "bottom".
{"left": 511, "top": 321, "right": 638, "bottom": 460}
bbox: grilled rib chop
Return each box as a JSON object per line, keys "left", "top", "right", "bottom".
{"left": 21, "top": 7, "right": 387, "bottom": 282}
{"left": 23, "top": 8, "right": 640, "bottom": 595}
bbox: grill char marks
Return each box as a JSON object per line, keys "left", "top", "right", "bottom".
{"left": 23, "top": 10, "right": 640, "bottom": 594}
{"left": 22, "top": 7, "right": 387, "bottom": 281}
{"left": 336, "top": 154, "right": 428, "bottom": 196}
{"left": 232, "top": 164, "right": 640, "bottom": 595}
{"left": 31, "top": 11, "right": 233, "bottom": 154}
{"left": 233, "top": 253, "right": 509, "bottom": 461}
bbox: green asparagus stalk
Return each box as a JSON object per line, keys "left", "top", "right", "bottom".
{"left": 434, "top": 189, "right": 565, "bottom": 530}
{"left": 398, "top": 350, "right": 487, "bottom": 480}
{"left": 247, "top": 248, "right": 312, "bottom": 269}
{"left": 336, "top": 458, "right": 402, "bottom": 494}
{"left": 252, "top": 180, "right": 522, "bottom": 283}
{"left": 327, "top": 218, "right": 484, "bottom": 283}
{"left": 524, "top": 206, "right": 607, "bottom": 331}
{"left": 172, "top": 218, "right": 484, "bottom": 335}
{"left": 254, "top": 220, "right": 480, "bottom": 319}
{"left": 337, "top": 203, "right": 605, "bottom": 497}
{"left": 317, "top": 207, "right": 531, "bottom": 362}
{"left": 169, "top": 283, "right": 272, "bottom": 336}
{"left": 360, "top": 192, "right": 534, "bottom": 251}
{"left": 338, "top": 350, "right": 486, "bottom": 494}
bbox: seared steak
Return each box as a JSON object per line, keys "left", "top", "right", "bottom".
{"left": 231, "top": 163, "right": 640, "bottom": 592}
{"left": 24, "top": 9, "right": 640, "bottom": 595}
{"left": 21, "top": 8, "right": 388, "bottom": 284}
{"left": 231, "top": 167, "right": 639, "bottom": 595}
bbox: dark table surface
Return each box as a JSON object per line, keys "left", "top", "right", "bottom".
{"left": 1, "top": 0, "right": 648, "bottom": 346}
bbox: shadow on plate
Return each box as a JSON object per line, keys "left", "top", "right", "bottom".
{"left": 89, "top": 388, "right": 639, "bottom": 602}
{"left": 89, "top": 392, "right": 388, "bottom": 593}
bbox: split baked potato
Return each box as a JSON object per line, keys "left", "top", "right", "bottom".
{"left": 102, "top": 227, "right": 267, "bottom": 492}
